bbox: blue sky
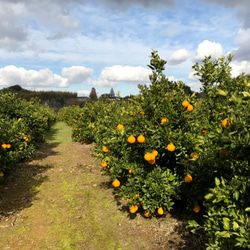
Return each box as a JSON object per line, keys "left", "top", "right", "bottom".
{"left": 0, "top": 0, "right": 250, "bottom": 97}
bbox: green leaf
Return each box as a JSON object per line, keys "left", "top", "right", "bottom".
{"left": 204, "top": 193, "right": 214, "bottom": 200}
{"left": 219, "top": 231, "right": 230, "bottom": 238}
{"left": 187, "top": 220, "right": 200, "bottom": 228}
{"left": 233, "top": 191, "right": 239, "bottom": 201}
{"left": 233, "top": 221, "right": 239, "bottom": 231}
{"left": 223, "top": 217, "right": 230, "bottom": 230}
{"left": 245, "top": 207, "right": 250, "bottom": 212}
{"left": 215, "top": 177, "right": 220, "bottom": 186}
{"left": 216, "top": 88, "right": 227, "bottom": 96}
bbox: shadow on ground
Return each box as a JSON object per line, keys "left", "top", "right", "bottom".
{"left": 0, "top": 142, "right": 59, "bottom": 218}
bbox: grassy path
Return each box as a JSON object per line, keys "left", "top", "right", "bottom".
{"left": 0, "top": 122, "right": 205, "bottom": 250}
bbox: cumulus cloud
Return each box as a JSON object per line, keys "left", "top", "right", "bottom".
{"left": 0, "top": 66, "right": 67, "bottom": 88}
{"left": 168, "top": 49, "right": 190, "bottom": 65}
{"left": 77, "top": 90, "right": 91, "bottom": 97}
{"left": 0, "top": 65, "right": 93, "bottom": 89}
{"left": 62, "top": 66, "right": 93, "bottom": 85}
{"left": 90, "top": 65, "right": 151, "bottom": 87}
{"left": 231, "top": 61, "right": 250, "bottom": 77}
{"left": 188, "top": 71, "right": 200, "bottom": 82}
{"left": 194, "top": 40, "right": 223, "bottom": 61}
{"left": 231, "top": 28, "right": 250, "bottom": 61}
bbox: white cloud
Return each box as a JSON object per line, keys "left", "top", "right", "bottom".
{"left": 0, "top": 65, "right": 67, "bottom": 88}
{"left": 231, "top": 28, "right": 250, "bottom": 61}
{"left": 195, "top": 40, "right": 223, "bottom": 61}
{"left": 168, "top": 49, "right": 190, "bottom": 65}
{"left": 188, "top": 71, "right": 200, "bottom": 81}
{"left": 77, "top": 90, "right": 90, "bottom": 97}
{"left": 90, "top": 65, "right": 151, "bottom": 87}
{"left": 62, "top": 66, "right": 93, "bottom": 85}
{"left": 0, "top": 2, "right": 27, "bottom": 51}
{"left": 231, "top": 61, "right": 250, "bottom": 77}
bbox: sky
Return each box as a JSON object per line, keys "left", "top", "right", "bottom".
{"left": 0, "top": 0, "right": 250, "bottom": 97}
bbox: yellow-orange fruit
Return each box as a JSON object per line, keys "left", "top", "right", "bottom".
{"left": 161, "top": 117, "right": 169, "bottom": 124}
{"left": 117, "top": 124, "right": 124, "bottom": 131}
{"left": 112, "top": 179, "right": 120, "bottom": 188}
{"left": 190, "top": 152, "right": 199, "bottom": 160}
{"left": 144, "top": 211, "right": 151, "bottom": 218}
{"left": 127, "top": 135, "right": 136, "bottom": 144}
{"left": 166, "top": 143, "right": 175, "bottom": 152}
{"left": 157, "top": 207, "right": 164, "bottom": 215}
{"left": 129, "top": 205, "right": 138, "bottom": 214}
{"left": 101, "top": 160, "right": 107, "bottom": 167}
{"left": 187, "top": 104, "right": 194, "bottom": 111}
{"left": 182, "top": 100, "right": 189, "bottom": 107}
{"left": 184, "top": 174, "right": 193, "bottom": 183}
{"left": 193, "top": 205, "right": 201, "bottom": 213}
{"left": 137, "top": 135, "right": 145, "bottom": 143}
{"left": 103, "top": 146, "right": 109, "bottom": 153}
{"left": 144, "top": 153, "right": 155, "bottom": 161}
{"left": 152, "top": 150, "right": 158, "bottom": 157}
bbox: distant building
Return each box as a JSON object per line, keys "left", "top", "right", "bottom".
{"left": 100, "top": 88, "right": 120, "bottom": 100}
{"left": 77, "top": 96, "right": 89, "bottom": 101}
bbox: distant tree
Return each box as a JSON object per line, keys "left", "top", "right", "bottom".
{"left": 110, "top": 87, "right": 115, "bottom": 97}
{"left": 89, "top": 87, "right": 97, "bottom": 100}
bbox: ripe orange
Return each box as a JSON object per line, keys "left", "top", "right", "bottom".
{"left": 187, "top": 104, "right": 194, "bottom": 111}
{"left": 144, "top": 153, "right": 155, "bottom": 162}
{"left": 190, "top": 152, "right": 198, "bottom": 160}
{"left": 127, "top": 135, "right": 136, "bottom": 144}
{"left": 1, "top": 143, "right": 7, "bottom": 149}
{"left": 139, "top": 111, "right": 145, "bottom": 115}
{"left": 129, "top": 205, "right": 138, "bottom": 214}
{"left": 112, "top": 179, "right": 120, "bottom": 188}
{"left": 166, "top": 143, "right": 175, "bottom": 152}
{"left": 0, "top": 172, "right": 4, "bottom": 177}
{"left": 101, "top": 160, "right": 107, "bottom": 167}
{"left": 117, "top": 124, "right": 124, "bottom": 131}
{"left": 103, "top": 146, "right": 109, "bottom": 153}
{"left": 148, "top": 159, "right": 156, "bottom": 165}
{"left": 144, "top": 211, "right": 151, "bottom": 218}
{"left": 182, "top": 100, "right": 189, "bottom": 107}
{"left": 193, "top": 205, "right": 201, "bottom": 213}
{"left": 161, "top": 117, "right": 169, "bottom": 124}
{"left": 128, "top": 169, "right": 133, "bottom": 174}
{"left": 222, "top": 118, "right": 232, "bottom": 128}
{"left": 137, "top": 135, "right": 145, "bottom": 143}
{"left": 157, "top": 207, "right": 164, "bottom": 215}
{"left": 152, "top": 150, "right": 158, "bottom": 157}
{"left": 184, "top": 174, "right": 193, "bottom": 183}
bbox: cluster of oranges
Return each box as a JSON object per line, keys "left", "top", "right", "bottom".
{"left": 1, "top": 143, "right": 11, "bottom": 149}
{"left": 22, "top": 133, "right": 30, "bottom": 143}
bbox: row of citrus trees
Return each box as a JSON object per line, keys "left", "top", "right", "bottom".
{"left": 0, "top": 91, "right": 56, "bottom": 176}
{"left": 58, "top": 51, "right": 250, "bottom": 249}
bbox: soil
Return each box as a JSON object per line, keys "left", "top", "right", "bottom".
{"left": 0, "top": 122, "right": 206, "bottom": 250}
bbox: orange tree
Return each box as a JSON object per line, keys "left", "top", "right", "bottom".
{"left": 59, "top": 50, "right": 250, "bottom": 248}
{"left": 0, "top": 91, "right": 56, "bottom": 176}
{"left": 188, "top": 56, "right": 250, "bottom": 249}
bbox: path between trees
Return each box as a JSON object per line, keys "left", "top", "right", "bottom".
{"left": 0, "top": 122, "right": 205, "bottom": 250}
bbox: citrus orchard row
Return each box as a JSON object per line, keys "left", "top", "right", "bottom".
{"left": 59, "top": 51, "right": 250, "bottom": 249}
{"left": 0, "top": 91, "right": 56, "bottom": 176}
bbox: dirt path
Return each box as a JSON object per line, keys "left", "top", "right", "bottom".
{"left": 0, "top": 122, "right": 205, "bottom": 250}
